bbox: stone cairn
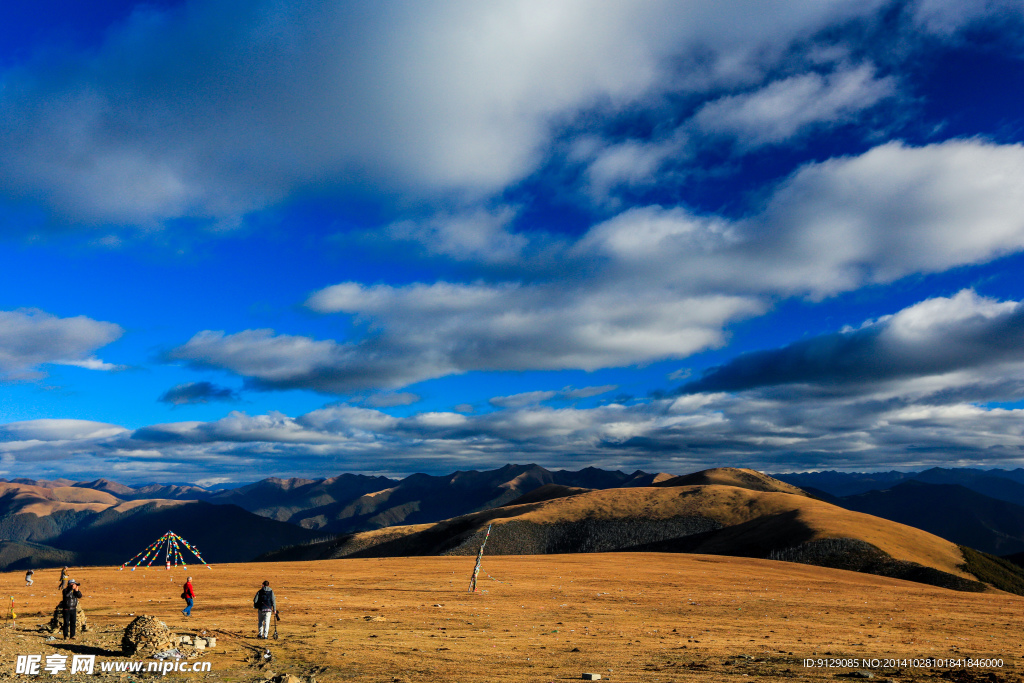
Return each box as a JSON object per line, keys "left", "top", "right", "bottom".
{"left": 121, "top": 616, "right": 176, "bottom": 656}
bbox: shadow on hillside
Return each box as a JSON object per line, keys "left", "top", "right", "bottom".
{"left": 629, "top": 510, "right": 816, "bottom": 556}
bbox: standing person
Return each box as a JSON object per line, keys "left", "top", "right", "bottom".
{"left": 58, "top": 566, "right": 69, "bottom": 590}
{"left": 25, "top": 570, "right": 33, "bottom": 586}
{"left": 253, "top": 580, "right": 277, "bottom": 639}
{"left": 182, "top": 576, "right": 194, "bottom": 617}
{"left": 61, "top": 579, "right": 82, "bottom": 640}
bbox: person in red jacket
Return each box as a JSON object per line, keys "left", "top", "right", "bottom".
{"left": 182, "top": 576, "right": 194, "bottom": 617}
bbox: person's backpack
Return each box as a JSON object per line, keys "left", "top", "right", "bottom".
{"left": 254, "top": 589, "right": 267, "bottom": 610}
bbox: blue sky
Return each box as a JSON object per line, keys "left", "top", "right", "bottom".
{"left": 2, "top": 0, "right": 1024, "bottom": 484}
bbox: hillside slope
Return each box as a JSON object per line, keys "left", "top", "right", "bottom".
{"left": 657, "top": 467, "right": 808, "bottom": 496}
{"left": 264, "top": 482, "right": 985, "bottom": 591}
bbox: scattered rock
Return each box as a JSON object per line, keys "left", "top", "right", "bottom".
{"left": 272, "top": 674, "right": 302, "bottom": 683}
{"left": 582, "top": 674, "right": 602, "bottom": 681}
{"left": 364, "top": 616, "right": 386, "bottom": 621}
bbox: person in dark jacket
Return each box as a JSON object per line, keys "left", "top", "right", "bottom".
{"left": 253, "top": 580, "right": 277, "bottom": 639}
{"left": 62, "top": 579, "right": 83, "bottom": 639}
{"left": 182, "top": 576, "right": 194, "bottom": 617}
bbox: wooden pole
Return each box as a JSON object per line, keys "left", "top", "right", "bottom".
{"left": 468, "top": 524, "right": 492, "bottom": 592}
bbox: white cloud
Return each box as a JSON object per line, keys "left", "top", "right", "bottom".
{"left": 244, "top": 279, "right": 754, "bottom": 392}
{"left": 384, "top": 206, "right": 528, "bottom": 263}
{"left": 8, "top": 378, "right": 1024, "bottom": 479}
{"left": 0, "top": 0, "right": 897, "bottom": 226}
{"left": 0, "top": 419, "right": 127, "bottom": 442}
{"left": 171, "top": 139, "right": 1024, "bottom": 394}
{"left": 19, "top": 285, "right": 1024, "bottom": 478}
{"left": 911, "top": 0, "right": 1024, "bottom": 36}
{"left": 581, "top": 135, "right": 688, "bottom": 199}
{"left": 579, "top": 139, "right": 1024, "bottom": 298}
{"left": 0, "top": 309, "right": 123, "bottom": 381}
{"left": 692, "top": 64, "right": 896, "bottom": 148}
{"left": 57, "top": 358, "right": 122, "bottom": 371}
{"left": 168, "top": 329, "right": 444, "bottom": 394}
{"left": 753, "top": 140, "right": 1024, "bottom": 296}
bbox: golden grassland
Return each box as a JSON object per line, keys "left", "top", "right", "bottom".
{"left": 337, "top": 485, "right": 973, "bottom": 579}
{"left": 0, "top": 553, "right": 1022, "bottom": 682}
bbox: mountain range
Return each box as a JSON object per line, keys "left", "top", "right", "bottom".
{"left": 773, "top": 467, "right": 1024, "bottom": 505}
{"left": 6, "top": 464, "right": 1024, "bottom": 595}
{"left": 0, "top": 481, "right": 320, "bottom": 569}
{"left": 262, "top": 467, "right": 1007, "bottom": 594}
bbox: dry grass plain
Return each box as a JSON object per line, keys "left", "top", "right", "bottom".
{"left": 0, "top": 553, "right": 1021, "bottom": 682}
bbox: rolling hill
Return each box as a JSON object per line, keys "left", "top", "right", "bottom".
{"left": 655, "top": 467, "right": 808, "bottom": 495}
{"left": 264, "top": 468, "right": 996, "bottom": 592}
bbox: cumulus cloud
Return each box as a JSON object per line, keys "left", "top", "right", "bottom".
{"left": 7, "top": 383, "right": 1024, "bottom": 480}
{"left": 168, "top": 139, "right": 1024, "bottom": 394}
{"left": 691, "top": 64, "right": 896, "bottom": 148}
{"left": 579, "top": 134, "right": 689, "bottom": 199}
{"left": 19, "top": 289, "right": 1024, "bottom": 479}
{"left": 578, "top": 139, "right": 1024, "bottom": 299}
{"left": 0, "top": 309, "right": 122, "bottom": 381}
{"left": 750, "top": 140, "right": 1024, "bottom": 296}
{"left": 167, "top": 328, "right": 458, "bottom": 393}
{"left": 684, "top": 289, "right": 1024, "bottom": 397}
{"left": 575, "top": 61, "right": 895, "bottom": 199}
{"left": 189, "top": 283, "right": 758, "bottom": 392}
{"left": 158, "top": 381, "right": 239, "bottom": 406}
{"left": 384, "top": 206, "right": 529, "bottom": 263}
{"left": 0, "top": 0, "right": 902, "bottom": 227}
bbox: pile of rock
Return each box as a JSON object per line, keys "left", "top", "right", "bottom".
{"left": 44, "top": 605, "right": 89, "bottom": 633}
{"left": 178, "top": 634, "right": 216, "bottom": 650}
{"left": 121, "top": 616, "right": 176, "bottom": 656}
